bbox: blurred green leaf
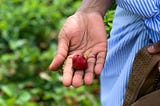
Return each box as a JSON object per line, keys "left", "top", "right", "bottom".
{"left": 0, "top": 97, "right": 6, "bottom": 106}
{"left": 16, "top": 91, "right": 31, "bottom": 104}
{"left": 0, "top": 21, "right": 8, "bottom": 30}
{"left": 1, "top": 84, "right": 16, "bottom": 97}
{"left": 9, "top": 39, "right": 27, "bottom": 50}
{"left": 5, "top": 98, "right": 16, "bottom": 106}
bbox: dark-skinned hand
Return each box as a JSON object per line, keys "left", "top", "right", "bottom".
{"left": 49, "top": 12, "right": 107, "bottom": 87}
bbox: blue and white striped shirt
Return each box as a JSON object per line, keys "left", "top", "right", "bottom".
{"left": 100, "top": 1, "right": 160, "bottom": 106}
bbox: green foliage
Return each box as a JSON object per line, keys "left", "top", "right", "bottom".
{"left": 104, "top": 1, "right": 116, "bottom": 37}
{"left": 0, "top": 0, "right": 116, "bottom": 105}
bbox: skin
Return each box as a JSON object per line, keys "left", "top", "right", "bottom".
{"left": 49, "top": 0, "right": 112, "bottom": 87}
{"left": 148, "top": 42, "right": 160, "bottom": 72}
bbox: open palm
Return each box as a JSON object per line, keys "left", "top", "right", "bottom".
{"left": 49, "top": 12, "right": 107, "bottom": 87}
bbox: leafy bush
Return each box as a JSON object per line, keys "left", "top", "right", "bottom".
{"left": 0, "top": 0, "right": 116, "bottom": 106}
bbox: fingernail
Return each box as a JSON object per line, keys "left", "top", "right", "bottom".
{"left": 158, "top": 67, "right": 160, "bottom": 72}
{"left": 49, "top": 60, "right": 55, "bottom": 70}
{"left": 48, "top": 64, "right": 52, "bottom": 70}
{"left": 147, "top": 45, "right": 154, "bottom": 52}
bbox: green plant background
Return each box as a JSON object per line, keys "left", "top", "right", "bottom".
{"left": 0, "top": 0, "right": 116, "bottom": 106}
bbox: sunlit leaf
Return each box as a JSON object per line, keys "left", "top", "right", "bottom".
{"left": 16, "top": 91, "right": 31, "bottom": 104}
{"left": 1, "top": 84, "right": 16, "bottom": 97}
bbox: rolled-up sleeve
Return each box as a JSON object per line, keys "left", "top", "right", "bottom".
{"left": 116, "top": 0, "right": 160, "bottom": 32}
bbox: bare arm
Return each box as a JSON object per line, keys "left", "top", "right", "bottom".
{"left": 78, "top": 0, "right": 112, "bottom": 16}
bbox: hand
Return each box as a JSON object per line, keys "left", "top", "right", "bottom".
{"left": 49, "top": 12, "right": 107, "bottom": 87}
{"left": 147, "top": 41, "right": 160, "bottom": 72}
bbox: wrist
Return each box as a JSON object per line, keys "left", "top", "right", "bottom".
{"left": 77, "top": 0, "right": 112, "bottom": 17}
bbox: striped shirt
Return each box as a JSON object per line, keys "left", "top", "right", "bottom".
{"left": 100, "top": 1, "right": 160, "bottom": 106}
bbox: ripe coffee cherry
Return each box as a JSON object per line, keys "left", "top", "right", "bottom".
{"left": 72, "top": 55, "right": 88, "bottom": 70}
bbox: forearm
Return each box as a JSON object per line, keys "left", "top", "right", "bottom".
{"left": 77, "top": 0, "right": 112, "bottom": 17}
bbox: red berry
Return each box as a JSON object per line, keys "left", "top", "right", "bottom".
{"left": 72, "top": 55, "right": 88, "bottom": 70}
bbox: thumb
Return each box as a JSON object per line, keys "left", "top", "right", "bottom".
{"left": 147, "top": 41, "right": 160, "bottom": 54}
{"left": 49, "top": 34, "right": 69, "bottom": 71}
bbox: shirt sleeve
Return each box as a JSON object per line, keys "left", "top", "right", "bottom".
{"left": 116, "top": 0, "right": 160, "bottom": 32}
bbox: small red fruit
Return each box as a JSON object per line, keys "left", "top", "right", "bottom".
{"left": 72, "top": 55, "right": 88, "bottom": 70}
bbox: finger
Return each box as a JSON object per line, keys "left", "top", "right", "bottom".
{"left": 158, "top": 61, "right": 160, "bottom": 72}
{"left": 147, "top": 41, "right": 160, "bottom": 54}
{"left": 72, "top": 70, "right": 84, "bottom": 87}
{"left": 49, "top": 30, "right": 69, "bottom": 71}
{"left": 84, "top": 57, "right": 95, "bottom": 85}
{"left": 95, "top": 52, "right": 106, "bottom": 75}
{"left": 62, "top": 57, "right": 73, "bottom": 86}
{"left": 71, "top": 52, "right": 84, "bottom": 87}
